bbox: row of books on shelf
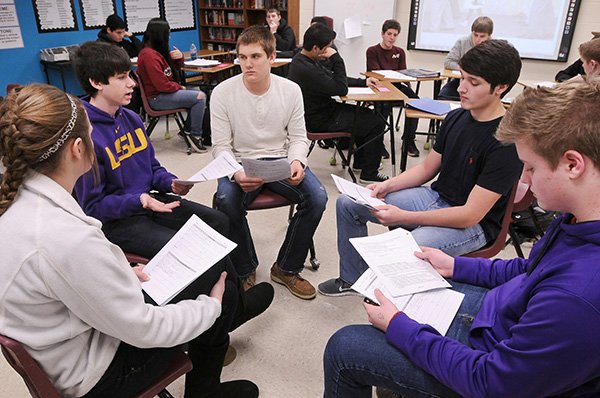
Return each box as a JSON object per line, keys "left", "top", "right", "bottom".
{"left": 206, "top": 27, "right": 239, "bottom": 42}
{"left": 206, "top": 43, "right": 235, "bottom": 52}
{"left": 204, "top": 10, "right": 244, "bottom": 25}
{"left": 203, "top": 0, "right": 243, "bottom": 8}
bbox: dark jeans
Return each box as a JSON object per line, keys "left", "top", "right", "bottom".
{"left": 215, "top": 166, "right": 327, "bottom": 277}
{"left": 323, "top": 281, "right": 488, "bottom": 398}
{"left": 316, "top": 103, "right": 385, "bottom": 176}
{"left": 84, "top": 260, "right": 239, "bottom": 398}
{"left": 102, "top": 193, "right": 229, "bottom": 259}
{"left": 439, "top": 78, "right": 460, "bottom": 101}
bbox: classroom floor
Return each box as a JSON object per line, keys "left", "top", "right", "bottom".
{"left": 0, "top": 116, "right": 532, "bottom": 397}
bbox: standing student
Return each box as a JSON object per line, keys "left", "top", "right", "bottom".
{"left": 288, "top": 23, "right": 388, "bottom": 184}
{"left": 366, "top": 19, "right": 420, "bottom": 158}
{"left": 555, "top": 32, "right": 600, "bottom": 82}
{"left": 318, "top": 40, "right": 523, "bottom": 296}
{"left": 0, "top": 84, "right": 259, "bottom": 398}
{"left": 96, "top": 14, "right": 142, "bottom": 58}
{"left": 439, "top": 16, "right": 493, "bottom": 100}
{"left": 137, "top": 18, "right": 207, "bottom": 150}
{"left": 266, "top": 8, "right": 296, "bottom": 51}
{"left": 324, "top": 77, "right": 600, "bottom": 398}
{"left": 211, "top": 26, "right": 327, "bottom": 300}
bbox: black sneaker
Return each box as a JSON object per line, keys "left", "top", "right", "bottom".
{"left": 359, "top": 172, "right": 389, "bottom": 184}
{"left": 318, "top": 278, "right": 361, "bottom": 297}
{"left": 352, "top": 162, "right": 383, "bottom": 172}
{"left": 404, "top": 140, "right": 420, "bottom": 157}
{"left": 183, "top": 131, "right": 208, "bottom": 153}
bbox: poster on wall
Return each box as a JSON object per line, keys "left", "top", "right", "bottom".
{"left": 164, "top": 0, "right": 195, "bottom": 31}
{"left": 32, "top": 0, "right": 78, "bottom": 32}
{"left": 0, "top": 0, "right": 24, "bottom": 49}
{"left": 80, "top": 0, "right": 116, "bottom": 29}
{"left": 122, "top": 0, "right": 160, "bottom": 34}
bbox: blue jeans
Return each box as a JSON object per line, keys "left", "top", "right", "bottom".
{"left": 149, "top": 89, "right": 206, "bottom": 137}
{"left": 438, "top": 79, "right": 460, "bottom": 101}
{"left": 323, "top": 281, "right": 488, "bottom": 398}
{"left": 215, "top": 166, "right": 327, "bottom": 277}
{"left": 337, "top": 186, "right": 487, "bottom": 284}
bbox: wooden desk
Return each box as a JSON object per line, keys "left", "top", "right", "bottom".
{"left": 363, "top": 70, "right": 447, "bottom": 97}
{"left": 441, "top": 68, "right": 461, "bottom": 79}
{"left": 341, "top": 80, "right": 409, "bottom": 176}
{"left": 517, "top": 80, "right": 557, "bottom": 89}
{"left": 181, "top": 63, "right": 239, "bottom": 86}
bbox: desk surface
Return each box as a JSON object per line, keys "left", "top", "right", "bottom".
{"left": 184, "top": 49, "right": 230, "bottom": 58}
{"left": 181, "top": 63, "right": 237, "bottom": 74}
{"left": 340, "top": 80, "right": 409, "bottom": 102}
{"left": 363, "top": 71, "right": 446, "bottom": 84}
{"left": 441, "top": 68, "right": 461, "bottom": 79}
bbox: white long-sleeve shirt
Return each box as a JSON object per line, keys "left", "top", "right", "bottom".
{"left": 0, "top": 172, "right": 221, "bottom": 397}
{"left": 210, "top": 73, "right": 309, "bottom": 165}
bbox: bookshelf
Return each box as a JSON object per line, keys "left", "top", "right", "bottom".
{"left": 197, "top": 0, "right": 298, "bottom": 52}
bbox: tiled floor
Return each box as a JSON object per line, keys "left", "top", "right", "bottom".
{"left": 0, "top": 118, "right": 531, "bottom": 397}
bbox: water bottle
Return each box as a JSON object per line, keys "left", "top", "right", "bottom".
{"left": 190, "top": 43, "right": 198, "bottom": 60}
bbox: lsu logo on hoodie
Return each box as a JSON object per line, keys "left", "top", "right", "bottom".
{"left": 105, "top": 127, "right": 148, "bottom": 169}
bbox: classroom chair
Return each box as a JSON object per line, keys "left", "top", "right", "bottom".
{"left": 306, "top": 131, "right": 356, "bottom": 183}
{"left": 0, "top": 333, "right": 192, "bottom": 398}
{"left": 212, "top": 188, "right": 320, "bottom": 271}
{"left": 463, "top": 182, "right": 518, "bottom": 259}
{"left": 134, "top": 71, "right": 204, "bottom": 156}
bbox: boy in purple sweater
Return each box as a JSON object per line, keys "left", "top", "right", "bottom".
{"left": 323, "top": 79, "right": 600, "bottom": 397}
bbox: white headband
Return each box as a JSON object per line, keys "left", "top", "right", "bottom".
{"left": 37, "top": 94, "right": 78, "bottom": 163}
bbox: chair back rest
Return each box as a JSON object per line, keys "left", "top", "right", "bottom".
{"left": 513, "top": 182, "right": 535, "bottom": 213}
{"left": 133, "top": 70, "right": 158, "bottom": 117}
{"left": 0, "top": 334, "right": 61, "bottom": 398}
{"left": 463, "top": 182, "right": 518, "bottom": 258}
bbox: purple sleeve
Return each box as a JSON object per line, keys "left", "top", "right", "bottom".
{"left": 386, "top": 292, "right": 600, "bottom": 397}
{"left": 453, "top": 256, "right": 528, "bottom": 288}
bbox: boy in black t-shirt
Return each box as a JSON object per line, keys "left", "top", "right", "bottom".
{"left": 319, "top": 39, "right": 524, "bottom": 296}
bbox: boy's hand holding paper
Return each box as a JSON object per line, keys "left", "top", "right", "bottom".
{"left": 331, "top": 174, "right": 385, "bottom": 210}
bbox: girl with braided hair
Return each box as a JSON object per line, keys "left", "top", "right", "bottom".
{"left": 0, "top": 84, "right": 258, "bottom": 397}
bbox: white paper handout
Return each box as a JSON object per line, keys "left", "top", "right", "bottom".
{"left": 372, "top": 70, "right": 417, "bottom": 81}
{"left": 347, "top": 87, "right": 376, "bottom": 95}
{"left": 141, "top": 215, "right": 237, "bottom": 306}
{"left": 184, "top": 59, "right": 221, "bottom": 67}
{"left": 349, "top": 227, "right": 451, "bottom": 297}
{"left": 241, "top": 158, "right": 291, "bottom": 183}
{"left": 174, "top": 152, "right": 242, "bottom": 185}
{"left": 331, "top": 174, "right": 385, "bottom": 210}
{"left": 352, "top": 269, "right": 464, "bottom": 335}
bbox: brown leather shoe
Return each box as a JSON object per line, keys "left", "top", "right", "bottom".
{"left": 223, "top": 345, "right": 237, "bottom": 367}
{"left": 270, "top": 263, "right": 316, "bottom": 300}
{"left": 241, "top": 271, "right": 256, "bottom": 292}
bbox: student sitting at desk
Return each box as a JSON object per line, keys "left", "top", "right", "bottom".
{"left": 566, "top": 37, "right": 600, "bottom": 82}
{"left": 366, "top": 19, "right": 420, "bottom": 158}
{"left": 318, "top": 40, "right": 523, "bottom": 296}
{"left": 0, "top": 83, "right": 261, "bottom": 398}
{"left": 555, "top": 31, "right": 600, "bottom": 82}
{"left": 266, "top": 8, "right": 296, "bottom": 52}
{"left": 288, "top": 23, "right": 388, "bottom": 184}
{"left": 439, "top": 16, "right": 493, "bottom": 100}
{"left": 97, "top": 14, "right": 142, "bottom": 58}
{"left": 324, "top": 77, "right": 600, "bottom": 398}
{"left": 211, "top": 26, "right": 327, "bottom": 300}
{"left": 137, "top": 18, "right": 207, "bottom": 151}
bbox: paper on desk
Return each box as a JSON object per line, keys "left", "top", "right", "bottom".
{"left": 347, "top": 87, "right": 376, "bottom": 95}
{"left": 451, "top": 70, "right": 461, "bottom": 77}
{"left": 352, "top": 269, "right": 464, "bottom": 335}
{"left": 449, "top": 102, "right": 461, "bottom": 110}
{"left": 274, "top": 58, "right": 293, "bottom": 63}
{"left": 174, "top": 152, "right": 242, "bottom": 184}
{"left": 241, "top": 158, "right": 291, "bottom": 183}
{"left": 350, "top": 227, "right": 451, "bottom": 297}
{"left": 331, "top": 174, "right": 385, "bottom": 210}
{"left": 184, "top": 59, "right": 220, "bottom": 67}
{"left": 372, "top": 70, "right": 417, "bottom": 81}
{"left": 142, "top": 215, "right": 237, "bottom": 306}
{"left": 130, "top": 57, "right": 138, "bottom": 64}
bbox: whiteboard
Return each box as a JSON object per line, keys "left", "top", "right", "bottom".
{"left": 314, "top": 0, "right": 397, "bottom": 77}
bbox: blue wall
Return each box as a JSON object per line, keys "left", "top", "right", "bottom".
{"left": 0, "top": 1, "right": 201, "bottom": 95}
